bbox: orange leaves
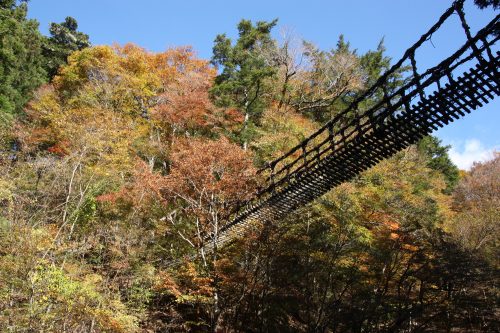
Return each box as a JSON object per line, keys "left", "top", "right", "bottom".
{"left": 389, "top": 232, "right": 399, "bottom": 240}
{"left": 385, "top": 220, "right": 400, "bottom": 232}
{"left": 46, "top": 141, "right": 70, "bottom": 156}
{"left": 164, "top": 137, "right": 257, "bottom": 206}
{"left": 151, "top": 67, "right": 216, "bottom": 132}
{"left": 402, "top": 243, "right": 419, "bottom": 252}
{"left": 452, "top": 152, "right": 500, "bottom": 212}
{"left": 363, "top": 211, "right": 402, "bottom": 241}
{"left": 17, "top": 43, "right": 246, "bottom": 181}
{"left": 16, "top": 44, "right": 230, "bottom": 184}
{"left": 16, "top": 85, "right": 61, "bottom": 152}
{"left": 97, "top": 159, "right": 165, "bottom": 211}
{"left": 97, "top": 136, "right": 257, "bottom": 237}
{"left": 369, "top": 212, "right": 400, "bottom": 232}
{"left": 175, "top": 262, "right": 214, "bottom": 298}
{"left": 151, "top": 46, "right": 215, "bottom": 85}
{"left": 154, "top": 270, "right": 182, "bottom": 298}
{"left": 149, "top": 47, "right": 242, "bottom": 134}
{"left": 448, "top": 153, "right": 499, "bottom": 253}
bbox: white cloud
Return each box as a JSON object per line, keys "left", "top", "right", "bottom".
{"left": 449, "top": 139, "right": 497, "bottom": 170}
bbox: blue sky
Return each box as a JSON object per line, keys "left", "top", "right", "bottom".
{"left": 28, "top": 0, "right": 498, "bottom": 169}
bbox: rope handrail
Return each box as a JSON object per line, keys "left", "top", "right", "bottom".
{"left": 254, "top": 6, "right": 499, "bottom": 199}
{"left": 256, "top": 0, "right": 466, "bottom": 174}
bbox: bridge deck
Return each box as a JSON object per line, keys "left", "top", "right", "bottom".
{"left": 208, "top": 1, "right": 500, "bottom": 248}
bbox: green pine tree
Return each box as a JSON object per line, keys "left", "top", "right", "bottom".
{"left": 417, "top": 135, "right": 460, "bottom": 193}
{"left": 210, "top": 19, "right": 278, "bottom": 149}
{"left": 0, "top": 0, "right": 46, "bottom": 118}
{"left": 42, "top": 16, "right": 90, "bottom": 78}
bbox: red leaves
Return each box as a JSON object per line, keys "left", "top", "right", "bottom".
{"left": 97, "top": 159, "right": 166, "bottom": 210}
{"left": 98, "top": 136, "right": 257, "bottom": 230}
{"left": 46, "top": 140, "right": 70, "bottom": 156}
{"left": 151, "top": 58, "right": 242, "bottom": 134}
{"left": 162, "top": 137, "right": 257, "bottom": 221}
{"left": 152, "top": 70, "right": 216, "bottom": 131}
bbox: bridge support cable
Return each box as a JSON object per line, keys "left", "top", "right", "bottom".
{"left": 205, "top": 1, "right": 500, "bottom": 250}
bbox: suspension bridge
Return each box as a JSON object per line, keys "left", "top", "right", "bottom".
{"left": 210, "top": 0, "right": 499, "bottom": 248}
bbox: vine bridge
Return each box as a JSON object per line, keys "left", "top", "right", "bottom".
{"left": 215, "top": 0, "right": 499, "bottom": 246}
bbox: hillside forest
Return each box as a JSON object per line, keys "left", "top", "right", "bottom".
{"left": 0, "top": 0, "right": 499, "bottom": 332}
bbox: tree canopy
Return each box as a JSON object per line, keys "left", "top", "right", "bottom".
{"left": 0, "top": 1, "right": 46, "bottom": 116}
{"left": 0, "top": 3, "right": 498, "bottom": 332}
{"left": 43, "top": 16, "right": 91, "bottom": 78}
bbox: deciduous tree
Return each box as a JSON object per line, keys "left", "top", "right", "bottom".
{"left": 450, "top": 153, "right": 499, "bottom": 262}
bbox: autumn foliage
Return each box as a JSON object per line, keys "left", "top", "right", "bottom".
{"left": 164, "top": 137, "right": 257, "bottom": 210}
{"left": 0, "top": 15, "right": 498, "bottom": 333}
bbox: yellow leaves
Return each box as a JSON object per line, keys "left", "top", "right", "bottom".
{"left": 1, "top": 219, "right": 141, "bottom": 331}
{"left": 174, "top": 262, "right": 214, "bottom": 301}
{"left": 17, "top": 86, "right": 61, "bottom": 152}
{"left": 402, "top": 244, "right": 419, "bottom": 252}
{"left": 350, "top": 147, "right": 452, "bottom": 228}
{"left": 32, "top": 227, "right": 54, "bottom": 252}
{"left": 25, "top": 96, "right": 148, "bottom": 177}
{"left": 253, "top": 105, "right": 318, "bottom": 163}
{"left": 94, "top": 306, "right": 140, "bottom": 333}
{"left": 1, "top": 222, "right": 54, "bottom": 260}
{"left": 54, "top": 44, "right": 191, "bottom": 116}
{"left": 309, "top": 251, "right": 331, "bottom": 263}
{"left": 54, "top": 45, "right": 119, "bottom": 92}
{"left": 28, "top": 85, "right": 60, "bottom": 115}
{"left": 337, "top": 257, "right": 357, "bottom": 269}
{"left": 27, "top": 264, "right": 141, "bottom": 332}
{"left": 18, "top": 43, "right": 226, "bottom": 187}
{"left": 103, "top": 318, "right": 140, "bottom": 333}
{"left": 0, "top": 178, "right": 13, "bottom": 206}
{"left": 60, "top": 107, "right": 139, "bottom": 175}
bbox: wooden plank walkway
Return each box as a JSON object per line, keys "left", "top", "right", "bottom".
{"left": 197, "top": 1, "right": 500, "bottom": 251}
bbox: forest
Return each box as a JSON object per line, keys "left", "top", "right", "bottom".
{"left": 0, "top": 0, "right": 499, "bottom": 332}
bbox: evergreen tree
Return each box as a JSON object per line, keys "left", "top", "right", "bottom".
{"left": 417, "top": 136, "right": 459, "bottom": 193}
{"left": 0, "top": 0, "right": 26, "bottom": 10}
{"left": 210, "top": 19, "right": 278, "bottom": 149}
{"left": 357, "top": 39, "right": 408, "bottom": 111}
{"left": 42, "top": 16, "right": 90, "bottom": 78}
{"left": 474, "top": 0, "right": 499, "bottom": 9}
{"left": 0, "top": 0, "right": 46, "bottom": 117}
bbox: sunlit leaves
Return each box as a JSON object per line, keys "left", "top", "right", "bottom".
{"left": 450, "top": 153, "right": 499, "bottom": 261}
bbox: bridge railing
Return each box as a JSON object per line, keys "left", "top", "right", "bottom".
{"left": 254, "top": 0, "right": 499, "bottom": 200}
{"left": 180, "top": 0, "right": 500, "bottom": 264}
